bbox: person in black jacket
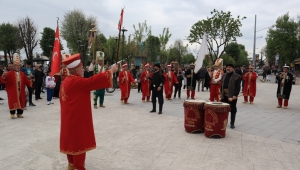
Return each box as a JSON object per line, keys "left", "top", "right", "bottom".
{"left": 197, "top": 67, "right": 206, "bottom": 92}
{"left": 266, "top": 68, "right": 272, "bottom": 81}
{"left": 220, "top": 64, "right": 241, "bottom": 129}
{"left": 204, "top": 67, "right": 211, "bottom": 91}
{"left": 34, "top": 64, "right": 45, "bottom": 100}
{"left": 149, "top": 63, "right": 164, "bottom": 114}
{"left": 174, "top": 68, "right": 183, "bottom": 99}
{"left": 185, "top": 64, "right": 199, "bottom": 99}
{"left": 84, "top": 66, "right": 90, "bottom": 78}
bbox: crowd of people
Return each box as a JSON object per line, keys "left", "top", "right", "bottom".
{"left": 0, "top": 52, "right": 294, "bottom": 170}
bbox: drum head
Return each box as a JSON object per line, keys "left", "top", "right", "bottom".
{"left": 205, "top": 102, "right": 229, "bottom": 106}
{"left": 185, "top": 100, "right": 206, "bottom": 103}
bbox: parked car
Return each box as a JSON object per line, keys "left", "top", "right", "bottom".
{"left": 275, "top": 70, "right": 296, "bottom": 85}
{"left": 255, "top": 69, "right": 264, "bottom": 76}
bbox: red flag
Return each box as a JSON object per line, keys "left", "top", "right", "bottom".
{"left": 50, "top": 26, "right": 61, "bottom": 76}
{"left": 118, "top": 9, "right": 124, "bottom": 30}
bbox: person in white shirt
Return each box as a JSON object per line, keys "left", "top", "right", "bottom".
{"left": 45, "top": 72, "right": 56, "bottom": 105}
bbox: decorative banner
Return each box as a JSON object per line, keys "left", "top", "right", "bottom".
{"left": 194, "top": 32, "right": 209, "bottom": 73}
{"left": 118, "top": 8, "right": 124, "bottom": 30}
{"left": 50, "top": 26, "right": 61, "bottom": 77}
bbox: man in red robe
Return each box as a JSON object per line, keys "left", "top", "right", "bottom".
{"left": 60, "top": 53, "right": 118, "bottom": 170}
{"left": 164, "top": 64, "right": 178, "bottom": 100}
{"left": 243, "top": 65, "right": 258, "bottom": 104}
{"left": 141, "top": 63, "right": 152, "bottom": 102}
{"left": 1, "top": 53, "right": 32, "bottom": 118}
{"left": 118, "top": 63, "right": 136, "bottom": 104}
{"left": 210, "top": 59, "right": 223, "bottom": 102}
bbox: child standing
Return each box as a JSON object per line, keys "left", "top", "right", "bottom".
{"left": 45, "top": 72, "right": 56, "bottom": 105}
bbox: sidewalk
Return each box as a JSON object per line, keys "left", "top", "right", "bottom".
{"left": 0, "top": 77, "right": 300, "bottom": 169}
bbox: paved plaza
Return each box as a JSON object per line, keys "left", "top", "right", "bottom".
{"left": 0, "top": 74, "right": 300, "bottom": 170}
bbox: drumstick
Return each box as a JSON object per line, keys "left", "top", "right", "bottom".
{"left": 228, "top": 94, "right": 243, "bottom": 102}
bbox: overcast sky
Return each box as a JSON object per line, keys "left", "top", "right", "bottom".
{"left": 1, "top": 0, "right": 299, "bottom": 59}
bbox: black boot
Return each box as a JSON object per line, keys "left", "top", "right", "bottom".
{"left": 158, "top": 105, "right": 163, "bottom": 114}
{"left": 230, "top": 112, "right": 236, "bottom": 129}
{"left": 150, "top": 103, "right": 156, "bottom": 113}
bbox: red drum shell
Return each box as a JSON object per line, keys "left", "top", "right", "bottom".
{"left": 183, "top": 100, "right": 206, "bottom": 133}
{"left": 204, "top": 102, "right": 230, "bottom": 138}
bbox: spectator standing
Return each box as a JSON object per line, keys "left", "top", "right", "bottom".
{"left": 197, "top": 67, "right": 206, "bottom": 92}
{"left": 53, "top": 73, "right": 61, "bottom": 98}
{"left": 34, "top": 64, "right": 45, "bottom": 100}
{"left": 183, "top": 68, "right": 187, "bottom": 89}
{"left": 136, "top": 69, "right": 142, "bottom": 93}
{"left": 84, "top": 66, "right": 90, "bottom": 78}
{"left": 45, "top": 71, "right": 56, "bottom": 105}
{"left": 266, "top": 68, "right": 272, "bottom": 81}
{"left": 204, "top": 67, "right": 211, "bottom": 91}
{"left": 0, "top": 65, "right": 4, "bottom": 90}
{"left": 174, "top": 68, "right": 183, "bottom": 98}
{"left": 21, "top": 61, "right": 36, "bottom": 106}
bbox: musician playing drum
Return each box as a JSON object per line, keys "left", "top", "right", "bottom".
{"left": 220, "top": 63, "right": 241, "bottom": 129}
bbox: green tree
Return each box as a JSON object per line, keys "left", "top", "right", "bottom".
{"left": 167, "top": 47, "right": 179, "bottom": 63}
{"left": 159, "top": 27, "right": 172, "bottom": 51}
{"left": 17, "top": 16, "right": 39, "bottom": 61}
{"left": 187, "top": 9, "right": 246, "bottom": 62}
{"left": 181, "top": 53, "right": 195, "bottom": 64}
{"left": 220, "top": 54, "right": 236, "bottom": 66}
{"left": 132, "top": 20, "right": 151, "bottom": 43}
{"left": 61, "top": 8, "right": 98, "bottom": 63}
{"left": 105, "top": 36, "right": 118, "bottom": 65}
{"left": 40, "top": 27, "right": 55, "bottom": 58}
{"left": 0, "top": 22, "right": 22, "bottom": 65}
{"left": 266, "top": 13, "right": 300, "bottom": 67}
{"left": 145, "top": 35, "right": 160, "bottom": 62}
{"left": 225, "top": 42, "right": 249, "bottom": 66}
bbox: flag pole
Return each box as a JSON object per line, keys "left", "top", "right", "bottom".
{"left": 89, "top": 23, "right": 97, "bottom": 74}
{"left": 116, "top": 7, "right": 125, "bottom": 65}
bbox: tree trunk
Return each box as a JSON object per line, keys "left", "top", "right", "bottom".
{"left": 3, "top": 50, "right": 8, "bottom": 66}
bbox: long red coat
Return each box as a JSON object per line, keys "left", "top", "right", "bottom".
{"left": 118, "top": 70, "right": 135, "bottom": 100}
{"left": 2, "top": 71, "right": 31, "bottom": 110}
{"left": 163, "top": 71, "right": 178, "bottom": 96}
{"left": 243, "top": 72, "right": 258, "bottom": 97}
{"left": 141, "top": 71, "right": 152, "bottom": 97}
{"left": 60, "top": 71, "right": 112, "bottom": 155}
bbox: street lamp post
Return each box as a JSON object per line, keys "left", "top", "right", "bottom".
{"left": 178, "top": 43, "right": 181, "bottom": 65}
{"left": 253, "top": 15, "right": 275, "bottom": 68}
{"left": 252, "top": 15, "right": 257, "bottom": 67}
{"left": 121, "top": 27, "right": 128, "bottom": 63}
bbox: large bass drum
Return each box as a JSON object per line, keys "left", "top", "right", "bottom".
{"left": 183, "top": 100, "right": 206, "bottom": 133}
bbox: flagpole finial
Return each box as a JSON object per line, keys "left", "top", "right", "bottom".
{"left": 56, "top": 17, "right": 59, "bottom": 25}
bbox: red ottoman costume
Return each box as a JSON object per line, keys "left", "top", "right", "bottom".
{"left": 242, "top": 65, "right": 257, "bottom": 104}
{"left": 118, "top": 63, "right": 136, "bottom": 104}
{"left": 60, "top": 54, "right": 113, "bottom": 170}
{"left": 141, "top": 63, "right": 152, "bottom": 102}
{"left": 1, "top": 53, "right": 31, "bottom": 118}
{"left": 164, "top": 64, "right": 178, "bottom": 100}
{"left": 210, "top": 59, "right": 223, "bottom": 102}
